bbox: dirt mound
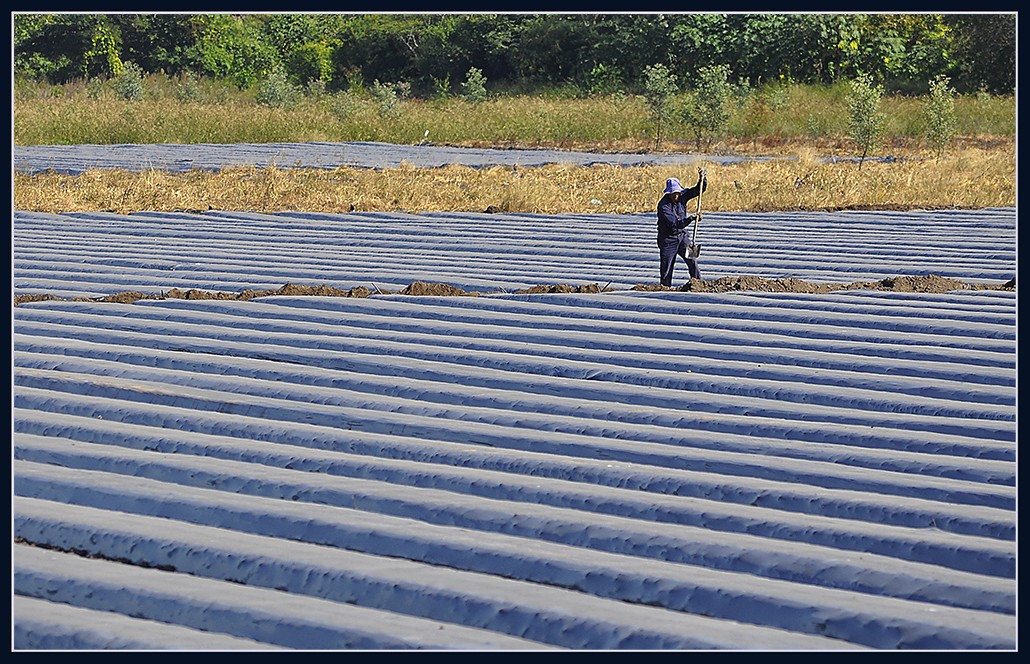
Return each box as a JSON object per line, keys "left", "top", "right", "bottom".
{"left": 873, "top": 274, "right": 970, "bottom": 292}
{"left": 272, "top": 283, "right": 364, "bottom": 298}
{"left": 13, "top": 274, "right": 1014, "bottom": 307}
{"left": 400, "top": 281, "right": 478, "bottom": 296}
{"left": 516, "top": 283, "right": 605, "bottom": 294}
{"left": 13, "top": 282, "right": 374, "bottom": 306}
{"left": 683, "top": 276, "right": 839, "bottom": 293}
{"left": 11, "top": 293, "right": 63, "bottom": 305}
{"left": 631, "top": 274, "right": 1015, "bottom": 294}
{"left": 161, "top": 287, "right": 245, "bottom": 300}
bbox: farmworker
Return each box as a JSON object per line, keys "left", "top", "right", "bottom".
{"left": 656, "top": 166, "right": 707, "bottom": 287}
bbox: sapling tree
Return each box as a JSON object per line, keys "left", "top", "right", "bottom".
{"left": 431, "top": 73, "right": 451, "bottom": 98}
{"left": 924, "top": 74, "right": 957, "bottom": 162}
{"left": 846, "top": 73, "right": 886, "bottom": 169}
{"left": 461, "top": 67, "right": 488, "bottom": 103}
{"left": 680, "top": 64, "right": 733, "bottom": 151}
{"left": 643, "top": 63, "right": 677, "bottom": 150}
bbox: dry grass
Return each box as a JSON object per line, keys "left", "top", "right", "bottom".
{"left": 14, "top": 143, "right": 1014, "bottom": 215}
{"left": 14, "top": 85, "right": 1014, "bottom": 148}
{"left": 12, "top": 96, "right": 650, "bottom": 147}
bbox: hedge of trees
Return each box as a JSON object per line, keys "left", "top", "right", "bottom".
{"left": 13, "top": 13, "right": 1016, "bottom": 97}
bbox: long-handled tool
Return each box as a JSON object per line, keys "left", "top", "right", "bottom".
{"left": 687, "top": 166, "right": 705, "bottom": 259}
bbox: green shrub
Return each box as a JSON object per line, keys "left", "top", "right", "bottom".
{"left": 327, "top": 90, "right": 361, "bottom": 120}
{"left": 370, "top": 80, "right": 408, "bottom": 115}
{"left": 256, "top": 68, "right": 301, "bottom": 108}
{"left": 461, "top": 67, "right": 488, "bottom": 103}
{"left": 113, "top": 61, "right": 144, "bottom": 101}
{"left": 586, "top": 63, "right": 624, "bottom": 96}
{"left": 174, "top": 71, "right": 202, "bottom": 102}
{"left": 431, "top": 73, "right": 451, "bottom": 99}
{"left": 731, "top": 76, "right": 752, "bottom": 109}
{"left": 765, "top": 84, "right": 791, "bottom": 112}
{"left": 306, "top": 78, "right": 328, "bottom": 99}
{"left": 285, "top": 40, "right": 335, "bottom": 87}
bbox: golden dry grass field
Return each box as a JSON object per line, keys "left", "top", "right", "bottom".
{"left": 13, "top": 140, "right": 1014, "bottom": 215}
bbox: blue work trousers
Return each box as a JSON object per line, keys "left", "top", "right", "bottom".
{"left": 658, "top": 233, "right": 701, "bottom": 286}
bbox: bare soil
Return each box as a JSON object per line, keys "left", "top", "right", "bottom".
{"left": 638, "top": 274, "right": 1015, "bottom": 294}
{"left": 12, "top": 275, "right": 1015, "bottom": 307}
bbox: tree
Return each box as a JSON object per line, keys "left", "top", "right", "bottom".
{"left": 667, "top": 14, "right": 730, "bottom": 74}
{"left": 113, "top": 15, "right": 198, "bottom": 77}
{"left": 512, "top": 15, "right": 593, "bottom": 88}
{"left": 730, "top": 14, "right": 863, "bottom": 86}
{"left": 461, "top": 66, "right": 488, "bottom": 103}
{"left": 285, "top": 41, "right": 336, "bottom": 87}
{"left": 14, "top": 14, "right": 125, "bottom": 82}
{"left": 185, "top": 15, "right": 278, "bottom": 89}
{"left": 945, "top": 14, "right": 1015, "bottom": 94}
{"left": 643, "top": 63, "right": 677, "bottom": 150}
{"left": 924, "top": 74, "right": 956, "bottom": 162}
{"left": 11, "top": 13, "right": 1017, "bottom": 97}
{"left": 680, "top": 64, "right": 733, "bottom": 151}
{"left": 846, "top": 73, "right": 886, "bottom": 168}
{"left": 591, "top": 15, "right": 676, "bottom": 86}
{"left": 853, "top": 15, "right": 955, "bottom": 93}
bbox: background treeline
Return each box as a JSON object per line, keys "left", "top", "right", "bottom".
{"left": 13, "top": 13, "right": 1016, "bottom": 97}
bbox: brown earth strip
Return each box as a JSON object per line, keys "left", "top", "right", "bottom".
{"left": 12, "top": 275, "right": 1015, "bottom": 307}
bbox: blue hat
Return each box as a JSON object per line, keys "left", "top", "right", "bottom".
{"left": 664, "top": 178, "right": 684, "bottom": 195}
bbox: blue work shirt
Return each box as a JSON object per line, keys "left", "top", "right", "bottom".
{"left": 656, "top": 178, "right": 707, "bottom": 238}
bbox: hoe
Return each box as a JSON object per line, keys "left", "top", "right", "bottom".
{"left": 688, "top": 166, "right": 706, "bottom": 259}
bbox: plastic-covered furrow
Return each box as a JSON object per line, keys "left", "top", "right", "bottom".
{"left": 13, "top": 437, "right": 1016, "bottom": 576}
{"left": 13, "top": 140, "right": 750, "bottom": 174}
{"left": 14, "top": 499, "right": 870, "bottom": 650}
{"left": 13, "top": 460, "right": 1015, "bottom": 614}
{"left": 13, "top": 208, "right": 1016, "bottom": 297}
{"left": 13, "top": 197, "right": 1015, "bottom": 651}
{"left": 12, "top": 544, "right": 553, "bottom": 650}
{"left": 13, "top": 594, "right": 284, "bottom": 650}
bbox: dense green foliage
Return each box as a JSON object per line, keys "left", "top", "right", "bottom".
{"left": 13, "top": 13, "right": 1016, "bottom": 96}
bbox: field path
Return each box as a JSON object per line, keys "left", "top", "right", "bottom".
{"left": 13, "top": 140, "right": 766, "bottom": 174}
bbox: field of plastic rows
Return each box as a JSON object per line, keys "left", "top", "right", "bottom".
{"left": 11, "top": 147, "right": 1017, "bottom": 651}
